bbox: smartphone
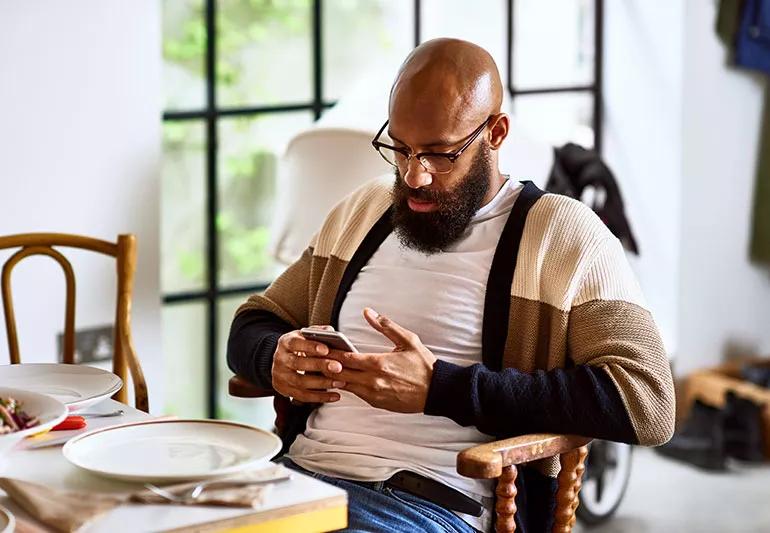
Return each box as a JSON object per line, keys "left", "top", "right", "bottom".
{"left": 300, "top": 328, "right": 359, "bottom": 353}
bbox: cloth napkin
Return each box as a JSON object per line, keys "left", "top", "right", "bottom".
{"left": 0, "top": 464, "right": 287, "bottom": 533}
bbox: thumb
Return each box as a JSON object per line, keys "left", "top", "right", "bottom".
{"left": 363, "top": 308, "right": 414, "bottom": 348}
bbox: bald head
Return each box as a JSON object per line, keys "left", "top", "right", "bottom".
{"left": 384, "top": 38, "right": 510, "bottom": 225}
{"left": 389, "top": 38, "right": 503, "bottom": 130}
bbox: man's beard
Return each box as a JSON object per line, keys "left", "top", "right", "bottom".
{"left": 391, "top": 145, "right": 493, "bottom": 254}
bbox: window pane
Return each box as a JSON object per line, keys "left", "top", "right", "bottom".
{"left": 163, "top": 302, "right": 207, "bottom": 418}
{"left": 512, "top": 92, "right": 594, "bottom": 148}
{"left": 217, "top": 112, "right": 314, "bottom": 288}
{"left": 216, "top": 295, "right": 275, "bottom": 429}
{"left": 421, "top": 0, "right": 506, "bottom": 77}
{"left": 162, "top": 121, "right": 207, "bottom": 293}
{"left": 217, "top": 0, "right": 312, "bottom": 107}
{"left": 323, "top": 0, "right": 413, "bottom": 101}
{"left": 513, "top": 0, "right": 594, "bottom": 90}
{"left": 163, "top": 0, "right": 206, "bottom": 110}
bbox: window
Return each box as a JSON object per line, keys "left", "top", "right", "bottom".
{"left": 508, "top": 0, "right": 601, "bottom": 150}
{"left": 161, "top": 0, "right": 603, "bottom": 422}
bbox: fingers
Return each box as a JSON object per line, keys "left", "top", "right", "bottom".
{"left": 320, "top": 366, "right": 369, "bottom": 384}
{"left": 280, "top": 331, "right": 330, "bottom": 356}
{"left": 322, "top": 349, "right": 374, "bottom": 371}
{"left": 273, "top": 370, "right": 345, "bottom": 403}
{"left": 285, "top": 371, "right": 346, "bottom": 391}
{"left": 362, "top": 308, "right": 385, "bottom": 333}
{"left": 284, "top": 387, "right": 341, "bottom": 404}
{"left": 286, "top": 354, "right": 342, "bottom": 374}
{"left": 272, "top": 332, "right": 347, "bottom": 403}
{"left": 362, "top": 308, "right": 415, "bottom": 347}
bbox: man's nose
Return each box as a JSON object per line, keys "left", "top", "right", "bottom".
{"left": 402, "top": 158, "right": 433, "bottom": 189}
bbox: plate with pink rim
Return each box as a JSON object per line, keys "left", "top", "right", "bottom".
{"left": 63, "top": 419, "right": 282, "bottom": 483}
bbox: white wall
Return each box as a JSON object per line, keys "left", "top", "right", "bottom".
{"left": 676, "top": 1, "right": 770, "bottom": 373}
{"left": 604, "top": 0, "right": 770, "bottom": 373}
{"left": 603, "top": 1, "right": 686, "bottom": 354}
{"left": 0, "top": 1, "right": 163, "bottom": 408}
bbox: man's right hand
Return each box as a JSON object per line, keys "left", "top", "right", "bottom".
{"left": 271, "top": 329, "right": 346, "bottom": 403}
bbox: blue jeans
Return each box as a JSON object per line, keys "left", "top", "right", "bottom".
{"left": 280, "top": 458, "right": 479, "bottom": 533}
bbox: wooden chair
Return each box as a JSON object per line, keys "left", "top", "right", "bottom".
{"left": 229, "top": 375, "right": 591, "bottom": 532}
{"left": 0, "top": 233, "right": 148, "bottom": 412}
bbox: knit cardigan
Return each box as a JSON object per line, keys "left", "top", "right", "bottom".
{"left": 231, "top": 177, "right": 675, "bottom": 530}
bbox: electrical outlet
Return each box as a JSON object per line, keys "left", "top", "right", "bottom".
{"left": 57, "top": 325, "right": 114, "bottom": 364}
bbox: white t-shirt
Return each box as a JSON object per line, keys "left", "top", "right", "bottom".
{"left": 288, "top": 179, "right": 523, "bottom": 532}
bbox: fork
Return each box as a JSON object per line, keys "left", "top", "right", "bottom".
{"left": 77, "top": 409, "right": 125, "bottom": 418}
{"left": 144, "top": 474, "right": 292, "bottom": 503}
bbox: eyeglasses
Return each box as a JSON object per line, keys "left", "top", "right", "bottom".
{"left": 371, "top": 116, "right": 492, "bottom": 175}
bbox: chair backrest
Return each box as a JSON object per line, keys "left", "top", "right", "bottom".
{"left": 270, "top": 127, "right": 391, "bottom": 265}
{"left": 0, "top": 233, "right": 148, "bottom": 412}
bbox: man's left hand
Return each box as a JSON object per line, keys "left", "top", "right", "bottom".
{"left": 322, "top": 308, "right": 437, "bottom": 413}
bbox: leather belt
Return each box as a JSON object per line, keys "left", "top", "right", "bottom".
{"left": 385, "top": 470, "right": 484, "bottom": 517}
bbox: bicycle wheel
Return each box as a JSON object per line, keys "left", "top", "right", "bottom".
{"left": 576, "top": 440, "right": 633, "bottom": 525}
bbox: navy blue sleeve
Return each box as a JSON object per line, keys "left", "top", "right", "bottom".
{"left": 226, "top": 309, "right": 294, "bottom": 389}
{"left": 424, "top": 360, "right": 639, "bottom": 444}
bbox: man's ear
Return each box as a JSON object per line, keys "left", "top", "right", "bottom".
{"left": 488, "top": 113, "right": 509, "bottom": 150}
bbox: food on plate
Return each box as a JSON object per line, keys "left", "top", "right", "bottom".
{"left": 0, "top": 396, "right": 39, "bottom": 434}
{"left": 52, "top": 415, "right": 86, "bottom": 431}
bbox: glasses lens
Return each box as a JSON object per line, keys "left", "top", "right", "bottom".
{"left": 420, "top": 155, "right": 453, "bottom": 174}
{"left": 377, "top": 146, "right": 407, "bottom": 167}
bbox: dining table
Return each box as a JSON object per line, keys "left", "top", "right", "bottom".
{"left": 0, "top": 399, "right": 348, "bottom": 532}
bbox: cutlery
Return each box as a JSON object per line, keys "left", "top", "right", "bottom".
{"left": 77, "top": 409, "right": 124, "bottom": 418}
{"left": 188, "top": 475, "right": 292, "bottom": 499}
{"left": 143, "top": 474, "right": 292, "bottom": 503}
{"left": 143, "top": 483, "right": 185, "bottom": 503}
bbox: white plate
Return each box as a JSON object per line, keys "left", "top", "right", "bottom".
{"left": 0, "top": 363, "right": 122, "bottom": 411}
{"left": 0, "top": 387, "right": 68, "bottom": 469}
{"left": 0, "top": 505, "right": 14, "bottom": 533}
{"left": 63, "top": 419, "right": 283, "bottom": 483}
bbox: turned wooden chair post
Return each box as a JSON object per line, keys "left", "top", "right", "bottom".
{"left": 228, "top": 375, "right": 592, "bottom": 532}
{"left": 457, "top": 434, "right": 590, "bottom": 532}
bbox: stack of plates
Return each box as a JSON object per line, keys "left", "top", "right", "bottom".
{"left": 1, "top": 363, "right": 283, "bottom": 483}
{"left": 0, "top": 363, "right": 122, "bottom": 411}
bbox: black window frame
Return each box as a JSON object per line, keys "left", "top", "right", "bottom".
{"left": 161, "top": 0, "right": 604, "bottom": 419}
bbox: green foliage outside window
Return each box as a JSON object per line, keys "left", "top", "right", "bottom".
{"left": 163, "top": 1, "right": 315, "bottom": 288}
{"left": 162, "top": 0, "right": 406, "bottom": 422}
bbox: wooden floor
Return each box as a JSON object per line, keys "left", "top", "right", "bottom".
{"left": 574, "top": 447, "right": 770, "bottom": 533}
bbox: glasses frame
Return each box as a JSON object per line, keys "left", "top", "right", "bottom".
{"left": 371, "top": 116, "right": 492, "bottom": 174}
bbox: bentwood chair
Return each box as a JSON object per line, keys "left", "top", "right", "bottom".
{"left": 0, "top": 233, "right": 149, "bottom": 412}
{"left": 229, "top": 375, "right": 591, "bottom": 533}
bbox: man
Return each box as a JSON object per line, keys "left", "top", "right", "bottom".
{"left": 228, "top": 38, "right": 674, "bottom": 533}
